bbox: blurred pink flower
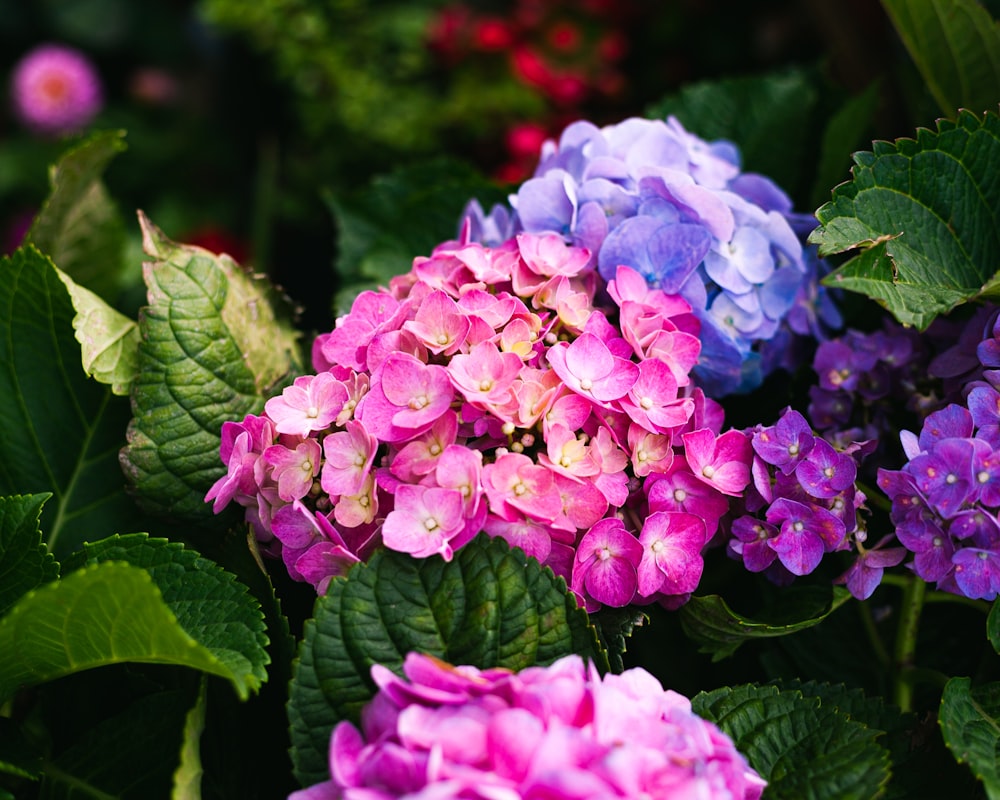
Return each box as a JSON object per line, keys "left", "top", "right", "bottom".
{"left": 10, "top": 44, "right": 103, "bottom": 136}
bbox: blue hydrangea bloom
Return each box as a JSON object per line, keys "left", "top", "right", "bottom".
{"left": 460, "top": 116, "right": 840, "bottom": 397}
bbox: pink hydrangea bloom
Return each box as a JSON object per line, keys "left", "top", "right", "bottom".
{"left": 291, "top": 652, "right": 765, "bottom": 800}
{"left": 10, "top": 44, "right": 103, "bottom": 136}
{"left": 208, "top": 230, "right": 760, "bottom": 610}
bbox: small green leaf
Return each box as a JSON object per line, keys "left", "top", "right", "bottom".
{"left": 24, "top": 130, "right": 129, "bottom": 301}
{"left": 0, "top": 494, "right": 58, "bottom": 618}
{"left": 120, "top": 212, "right": 302, "bottom": 521}
{"left": 0, "top": 561, "right": 262, "bottom": 703}
{"left": 0, "top": 246, "right": 144, "bottom": 558}
{"left": 940, "top": 677, "right": 1000, "bottom": 798}
{"left": 882, "top": 0, "right": 1000, "bottom": 116}
{"left": 54, "top": 267, "right": 139, "bottom": 396}
{"left": 64, "top": 533, "right": 270, "bottom": 694}
{"left": 811, "top": 109, "right": 1000, "bottom": 329}
{"left": 694, "top": 683, "right": 891, "bottom": 799}
{"left": 647, "top": 69, "right": 818, "bottom": 194}
{"left": 288, "top": 534, "right": 606, "bottom": 787}
{"left": 678, "top": 584, "right": 852, "bottom": 660}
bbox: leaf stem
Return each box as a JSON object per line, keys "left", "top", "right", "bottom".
{"left": 892, "top": 574, "right": 926, "bottom": 712}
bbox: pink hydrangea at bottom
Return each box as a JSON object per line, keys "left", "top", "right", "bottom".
{"left": 290, "top": 652, "right": 765, "bottom": 800}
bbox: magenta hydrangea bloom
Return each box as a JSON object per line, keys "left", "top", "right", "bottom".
{"left": 291, "top": 652, "right": 765, "bottom": 800}
{"left": 10, "top": 44, "right": 103, "bottom": 136}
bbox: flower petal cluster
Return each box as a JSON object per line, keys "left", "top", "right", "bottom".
{"left": 10, "top": 44, "right": 103, "bottom": 136}
{"left": 462, "top": 115, "right": 839, "bottom": 396}
{"left": 725, "top": 408, "right": 885, "bottom": 596}
{"left": 291, "top": 652, "right": 765, "bottom": 800}
{"left": 208, "top": 232, "right": 755, "bottom": 609}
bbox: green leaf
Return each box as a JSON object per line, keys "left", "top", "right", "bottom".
{"left": 810, "top": 109, "right": 1000, "bottom": 329}
{"left": 590, "top": 605, "right": 647, "bottom": 674}
{"left": 288, "top": 534, "right": 606, "bottom": 787}
{"left": 326, "top": 157, "right": 506, "bottom": 313}
{"left": 810, "top": 81, "right": 881, "bottom": 209}
{"left": 0, "top": 494, "right": 58, "bottom": 618}
{"left": 24, "top": 130, "right": 129, "bottom": 301}
{"left": 939, "top": 677, "right": 1000, "bottom": 798}
{"left": 881, "top": 0, "right": 1000, "bottom": 116}
{"left": 0, "top": 246, "right": 144, "bottom": 558}
{"left": 39, "top": 688, "right": 194, "bottom": 800}
{"left": 0, "top": 560, "right": 263, "bottom": 704}
{"left": 63, "top": 533, "right": 270, "bottom": 695}
{"left": 647, "top": 69, "right": 818, "bottom": 194}
{"left": 120, "top": 212, "right": 302, "bottom": 521}
{"left": 55, "top": 268, "right": 139, "bottom": 396}
{"left": 694, "top": 683, "right": 891, "bottom": 799}
{"left": 678, "top": 584, "right": 852, "bottom": 660}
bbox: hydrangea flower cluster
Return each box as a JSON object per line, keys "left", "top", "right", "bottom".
{"left": 876, "top": 307, "right": 1000, "bottom": 601}
{"left": 292, "top": 652, "right": 765, "bottom": 800}
{"left": 206, "top": 231, "right": 755, "bottom": 608}
{"left": 9, "top": 43, "right": 103, "bottom": 136}
{"left": 463, "top": 115, "right": 840, "bottom": 396}
{"left": 725, "top": 408, "right": 892, "bottom": 599}
{"left": 807, "top": 321, "right": 930, "bottom": 451}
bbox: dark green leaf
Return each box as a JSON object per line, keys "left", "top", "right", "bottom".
{"left": 326, "top": 157, "right": 506, "bottom": 313}
{"left": 679, "top": 584, "right": 852, "bottom": 660}
{"left": 647, "top": 69, "right": 817, "bottom": 193}
{"left": 0, "top": 246, "right": 143, "bottom": 558}
{"left": 882, "top": 0, "right": 1000, "bottom": 116}
{"left": 39, "top": 688, "right": 193, "bottom": 800}
{"left": 694, "top": 683, "right": 891, "bottom": 799}
{"left": 0, "top": 494, "right": 58, "bottom": 618}
{"left": 810, "top": 81, "right": 881, "bottom": 209}
{"left": 0, "top": 718, "right": 41, "bottom": 781}
{"left": 811, "top": 109, "right": 1000, "bottom": 328}
{"left": 988, "top": 598, "right": 1000, "bottom": 653}
{"left": 288, "top": 534, "right": 606, "bottom": 787}
{"left": 120, "top": 213, "right": 302, "bottom": 522}
{"left": 939, "top": 677, "right": 1000, "bottom": 798}
{"left": 590, "top": 605, "right": 647, "bottom": 674}
{"left": 25, "top": 130, "right": 129, "bottom": 301}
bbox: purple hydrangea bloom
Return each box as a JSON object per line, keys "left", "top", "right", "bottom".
{"left": 10, "top": 44, "right": 103, "bottom": 136}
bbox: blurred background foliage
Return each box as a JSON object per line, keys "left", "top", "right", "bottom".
{"left": 0, "top": 0, "right": 981, "bottom": 333}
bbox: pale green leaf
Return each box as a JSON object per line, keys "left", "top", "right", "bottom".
{"left": 55, "top": 268, "right": 138, "bottom": 396}
{"left": 172, "top": 678, "right": 206, "bottom": 800}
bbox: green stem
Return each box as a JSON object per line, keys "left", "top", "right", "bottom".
{"left": 892, "top": 575, "right": 927, "bottom": 712}
{"left": 881, "top": 574, "right": 990, "bottom": 612}
{"left": 857, "top": 600, "right": 891, "bottom": 670}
